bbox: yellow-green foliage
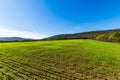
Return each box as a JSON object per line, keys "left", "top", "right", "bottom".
{"left": 96, "top": 34, "right": 106, "bottom": 41}
{"left": 0, "top": 40, "right": 120, "bottom": 79}
{"left": 96, "top": 32, "right": 120, "bottom": 42}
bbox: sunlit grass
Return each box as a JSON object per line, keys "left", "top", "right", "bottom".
{"left": 0, "top": 40, "right": 120, "bottom": 79}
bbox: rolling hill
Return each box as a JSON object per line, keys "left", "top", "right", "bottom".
{"left": 0, "top": 37, "right": 31, "bottom": 41}
{"left": 42, "top": 29, "right": 120, "bottom": 40}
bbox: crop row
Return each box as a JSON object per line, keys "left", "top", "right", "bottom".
{"left": 0, "top": 58, "right": 81, "bottom": 80}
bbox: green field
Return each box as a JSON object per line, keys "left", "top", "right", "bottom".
{"left": 0, "top": 40, "right": 120, "bottom": 80}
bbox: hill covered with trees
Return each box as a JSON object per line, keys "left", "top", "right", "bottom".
{"left": 42, "top": 29, "right": 120, "bottom": 43}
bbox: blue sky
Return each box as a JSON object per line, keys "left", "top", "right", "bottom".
{"left": 0, "top": 0, "right": 120, "bottom": 39}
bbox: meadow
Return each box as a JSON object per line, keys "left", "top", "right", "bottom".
{"left": 0, "top": 40, "right": 120, "bottom": 80}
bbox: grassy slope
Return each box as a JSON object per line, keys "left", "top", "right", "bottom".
{"left": 0, "top": 40, "right": 120, "bottom": 79}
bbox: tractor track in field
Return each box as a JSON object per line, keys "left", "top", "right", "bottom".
{"left": 0, "top": 58, "right": 80, "bottom": 80}
{"left": 11, "top": 60, "right": 77, "bottom": 79}
{"left": 0, "top": 61, "right": 51, "bottom": 79}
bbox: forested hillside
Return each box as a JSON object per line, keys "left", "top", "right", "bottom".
{"left": 42, "top": 29, "right": 120, "bottom": 42}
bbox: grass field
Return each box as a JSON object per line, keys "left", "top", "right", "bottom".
{"left": 0, "top": 40, "right": 120, "bottom": 80}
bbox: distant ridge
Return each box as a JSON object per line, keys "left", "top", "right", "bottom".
{"left": 0, "top": 37, "right": 32, "bottom": 41}
{"left": 42, "top": 29, "right": 120, "bottom": 40}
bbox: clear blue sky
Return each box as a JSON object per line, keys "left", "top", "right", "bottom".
{"left": 0, "top": 0, "right": 120, "bottom": 38}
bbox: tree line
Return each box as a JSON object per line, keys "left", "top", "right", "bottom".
{"left": 96, "top": 32, "right": 120, "bottom": 43}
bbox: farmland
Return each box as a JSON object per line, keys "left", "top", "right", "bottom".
{"left": 0, "top": 40, "right": 120, "bottom": 80}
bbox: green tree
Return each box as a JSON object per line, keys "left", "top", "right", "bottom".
{"left": 96, "top": 34, "right": 107, "bottom": 41}
{"left": 113, "top": 32, "right": 120, "bottom": 42}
